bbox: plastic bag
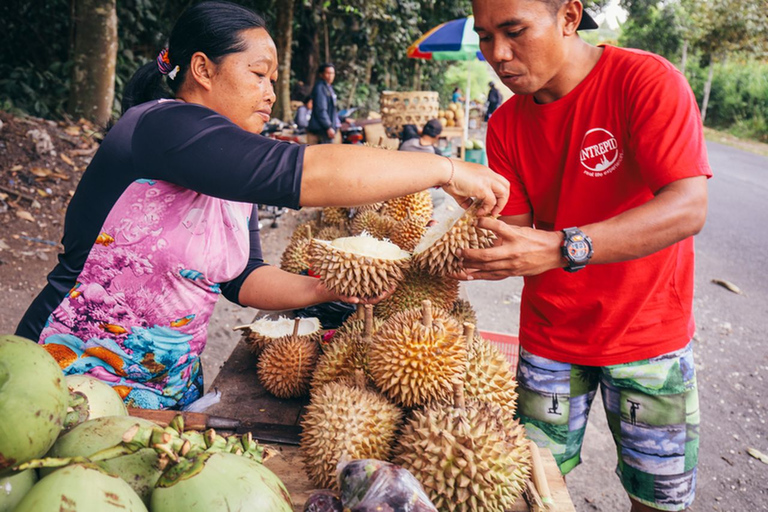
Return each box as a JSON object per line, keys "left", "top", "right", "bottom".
{"left": 303, "top": 490, "right": 343, "bottom": 512}
{"left": 181, "top": 388, "right": 221, "bottom": 413}
{"left": 337, "top": 459, "right": 437, "bottom": 512}
{"left": 293, "top": 301, "right": 356, "bottom": 330}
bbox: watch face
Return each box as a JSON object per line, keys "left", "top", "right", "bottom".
{"left": 567, "top": 238, "right": 590, "bottom": 262}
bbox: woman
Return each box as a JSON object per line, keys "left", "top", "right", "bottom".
{"left": 15, "top": 1, "right": 508, "bottom": 410}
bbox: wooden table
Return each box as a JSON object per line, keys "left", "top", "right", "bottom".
{"left": 208, "top": 339, "right": 575, "bottom": 511}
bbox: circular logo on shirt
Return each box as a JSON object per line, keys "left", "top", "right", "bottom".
{"left": 579, "top": 128, "right": 623, "bottom": 177}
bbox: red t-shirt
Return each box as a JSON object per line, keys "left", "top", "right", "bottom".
{"left": 487, "top": 45, "right": 712, "bottom": 366}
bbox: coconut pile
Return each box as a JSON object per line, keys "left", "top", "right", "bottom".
{"left": 0, "top": 334, "right": 292, "bottom": 511}
{"left": 239, "top": 193, "right": 532, "bottom": 511}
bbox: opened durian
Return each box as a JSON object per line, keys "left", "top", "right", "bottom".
{"left": 256, "top": 318, "right": 321, "bottom": 398}
{"left": 312, "top": 305, "right": 376, "bottom": 391}
{"left": 411, "top": 201, "right": 496, "bottom": 276}
{"left": 321, "top": 207, "right": 350, "bottom": 226}
{"left": 300, "top": 372, "right": 403, "bottom": 489}
{"left": 308, "top": 234, "right": 410, "bottom": 300}
{"left": 374, "top": 267, "right": 459, "bottom": 319}
{"left": 368, "top": 300, "right": 465, "bottom": 407}
{"left": 349, "top": 210, "right": 396, "bottom": 240}
{"left": 388, "top": 214, "right": 430, "bottom": 252}
{"left": 381, "top": 191, "right": 433, "bottom": 222}
{"left": 235, "top": 316, "right": 322, "bottom": 357}
{"left": 393, "top": 382, "right": 531, "bottom": 512}
{"left": 465, "top": 334, "right": 519, "bottom": 420}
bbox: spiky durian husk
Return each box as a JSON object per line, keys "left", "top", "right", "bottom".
{"left": 316, "top": 225, "right": 349, "bottom": 241}
{"left": 393, "top": 400, "right": 531, "bottom": 511}
{"left": 242, "top": 318, "right": 322, "bottom": 357}
{"left": 381, "top": 191, "right": 433, "bottom": 222}
{"left": 300, "top": 381, "right": 403, "bottom": 489}
{"left": 388, "top": 214, "right": 430, "bottom": 252}
{"left": 355, "top": 202, "right": 384, "bottom": 214}
{"left": 368, "top": 307, "right": 465, "bottom": 407}
{"left": 291, "top": 217, "right": 322, "bottom": 243}
{"left": 465, "top": 336, "right": 519, "bottom": 419}
{"left": 308, "top": 237, "right": 410, "bottom": 299}
{"left": 349, "top": 211, "right": 396, "bottom": 240}
{"left": 257, "top": 337, "right": 320, "bottom": 398}
{"left": 374, "top": 267, "right": 459, "bottom": 319}
{"left": 280, "top": 237, "right": 311, "bottom": 274}
{"left": 333, "top": 311, "right": 384, "bottom": 340}
{"left": 411, "top": 203, "right": 496, "bottom": 276}
{"left": 311, "top": 334, "right": 372, "bottom": 391}
{"left": 321, "top": 207, "right": 349, "bottom": 226}
{"left": 450, "top": 298, "right": 478, "bottom": 326}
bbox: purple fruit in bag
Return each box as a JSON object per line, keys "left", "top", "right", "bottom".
{"left": 338, "top": 459, "right": 389, "bottom": 505}
{"left": 303, "top": 489, "right": 342, "bottom": 512}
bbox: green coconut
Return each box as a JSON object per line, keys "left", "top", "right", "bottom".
{"left": 65, "top": 375, "right": 128, "bottom": 426}
{"left": 0, "top": 334, "right": 69, "bottom": 475}
{"left": 0, "top": 469, "right": 38, "bottom": 512}
{"left": 43, "top": 415, "right": 161, "bottom": 505}
{"left": 151, "top": 452, "right": 292, "bottom": 512}
{"left": 14, "top": 463, "right": 147, "bottom": 512}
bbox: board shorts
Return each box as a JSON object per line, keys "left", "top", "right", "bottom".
{"left": 516, "top": 341, "right": 699, "bottom": 511}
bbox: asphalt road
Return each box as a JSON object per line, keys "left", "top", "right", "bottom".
{"left": 464, "top": 140, "right": 768, "bottom": 511}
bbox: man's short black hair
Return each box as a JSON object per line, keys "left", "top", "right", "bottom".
{"left": 422, "top": 119, "right": 443, "bottom": 138}
{"left": 318, "top": 63, "right": 335, "bottom": 74}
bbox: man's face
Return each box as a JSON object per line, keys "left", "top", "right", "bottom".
{"left": 473, "top": 0, "right": 569, "bottom": 99}
{"left": 321, "top": 67, "right": 336, "bottom": 84}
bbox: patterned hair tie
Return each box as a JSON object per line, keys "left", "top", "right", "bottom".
{"left": 156, "top": 48, "right": 180, "bottom": 80}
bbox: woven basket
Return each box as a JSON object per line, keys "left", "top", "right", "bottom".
{"left": 380, "top": 91, "right": 440, "bottom": 138}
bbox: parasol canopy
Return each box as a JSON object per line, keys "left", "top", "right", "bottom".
{"left": 407, "top": 15, "right": 485, "bottom": 61}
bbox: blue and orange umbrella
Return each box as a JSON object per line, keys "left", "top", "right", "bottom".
{"left": 407, "top": 16, "right": 485, "bottom": 61}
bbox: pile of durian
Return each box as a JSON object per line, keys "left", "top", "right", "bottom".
{"left": 240, "top": 193, "right": 532, "bottom": 511}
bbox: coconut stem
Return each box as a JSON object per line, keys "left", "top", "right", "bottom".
{"left": 363, "top": 304, "right": 374, "bottom": 338}
{"left": 421, "top": 299, "right": 433, "bottom": 328}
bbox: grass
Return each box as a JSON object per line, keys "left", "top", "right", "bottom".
{"left": 704, "top": 127, "right": 768, "bottom": 159}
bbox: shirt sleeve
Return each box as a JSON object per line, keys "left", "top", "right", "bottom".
{"left": 627, "top": 61, "right": 713, "bottom": 192}
{"left": 486, "top": 109, "right": 531, "bottom": 216}
{"left": 131, "top": 101, "right": 305, "bottom": 208}
{"left": 220, "top": 204, "right": 268, "bottom": 305}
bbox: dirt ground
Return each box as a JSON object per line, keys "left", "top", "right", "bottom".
{"left": 2, "top": 111, "right": 766, "bottom": 511}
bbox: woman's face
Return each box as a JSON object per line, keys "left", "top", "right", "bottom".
{"left": 206, "top": 28, "right": 278, "bottom": 134}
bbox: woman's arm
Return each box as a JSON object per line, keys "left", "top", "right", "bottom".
{"left": 300, "top": 145, "right": 510, "bottom": 217}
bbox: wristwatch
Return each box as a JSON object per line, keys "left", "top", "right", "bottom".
{"left": 561, "top": 227, "right": 593, "bottom": 273}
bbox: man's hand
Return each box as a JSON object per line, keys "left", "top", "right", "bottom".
{"left": 455, "top": 217, "right": 564, "bottom": 280}
{"left": 326, "top": 127, "right": 336, "bottom": 139}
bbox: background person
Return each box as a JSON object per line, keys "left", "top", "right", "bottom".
{"left": 15, "top": 0, "right": 509, "bottom": 411}
{"left": 294, "top": 96, "right": 312, "bottom": 133}
{"left": 463, "top": 0, "right": 711, "bottom": 510}
{"left": 307, "top": 63, "right": 340, "bottom": 144}
{"left": 398, "top": 119, "right": 443, "bottom": 155}
{"left": 485, "top": 81, "right": 502, "bottom": 121}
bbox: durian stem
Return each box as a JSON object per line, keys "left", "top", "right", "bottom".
{"left": 363, "top": 304, "right": 374, "bottom": 338}
{"left": 354, "top": 369, "right": 366, "bottom": 389}
{"left": 292, "top": 317, "right": 301, "bottom": 340}
{"left": 306, "top": 224, "right": 313, "bottom": 240}
{"left": 453, "top": 381, "right": 465, "bottom": 410}
{"left": 462, "top": 323, "right": 476, "bottom": 349}
{"left": 356, "top": 304, "right": 365, "bottom": 320}
{"left": 421, "top": 300, "right": 433, "bottom": 329}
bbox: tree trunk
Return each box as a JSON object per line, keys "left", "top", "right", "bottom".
{"left": 274, "top": 0, "right": 295, "bottom": 122}
{"left": 700, "top": 56, "right": 715, "bottom": 124}
{"left": 413, "top": 60, "right": 421, "bottom": 90}
{"left": 68, "top": 0, "right": 117, "bottom": 126}
{"left": 680, "top": 40, "right": 688, "bottom": 74}
{"left": 322, "top": 10, "right": 330, "bottom": 64}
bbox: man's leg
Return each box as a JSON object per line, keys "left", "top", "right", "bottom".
{"left": 600, "top": 341, "right": 699, "bottom": 511}
{"left": 515, "top": 347, "right": 601, "bottom": 474}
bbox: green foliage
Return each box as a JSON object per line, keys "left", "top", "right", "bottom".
{"left": 619, "top": 1, "right": 682, "bottom": 61}
{"left": 442, "top": 61, "right": 494, "bottom": 106}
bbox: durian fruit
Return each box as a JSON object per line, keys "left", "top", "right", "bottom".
{"left": 411, "top": 201, "right": 496, "bottom": 276}
{"left": 381, "top": 191, "right": 433, "bottom": 222}
{"left": 332, "top": 304, "right": 384, "bottom": 340}
{"left": 465, "top": 333, "right": 519, "bottom": 420}
{"left": 450, "top": 298, "right": 478, "bottom": 326}
{"left": 355, "top": 202, "right": 384, "bottom": 214}
{"left": 374, "top": 267, "right": 459, "bottom": 320}
{"left": 300, "top": 371, "right": 403, "bottom": 490}
{"left": 349, "top": 210, "right": 396, "bottom": 240}
{"left": 256, "top": 318, "right": 321, "bottom": 398}
{"left": 280, "top": 237, "right": 311, "bottom": 274}
{"left": 393, "top": 382, "right": 531, "bottom": 512}
{"left": 312, "top": 305, "right": 377, "bottom": 391}
{"left": 308, "top": 235, "right": 410, "bottom": 300}
{"left": 321, "top": 207, "right": 350, "bottom": 226}
{"left": 235, "top": 316, "right": 322, "bottom": 357}
{"left": 388, "top": 214, "right": 430, "bottom": 252}
{"left": 316, "top": 225, "right": 349, "bottom": 241}
{"left": 290, "top": 215, "right": 323, "bottom": 243}
{"left": 368, "top": 300, "right": 465, "bottom": 407}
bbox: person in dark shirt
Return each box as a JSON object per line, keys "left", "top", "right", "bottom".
{"left": 485, "top": 81, "right": 502, "bottom": 121}
{"left": 307, "top": 63, "right": 340, "bottom": 144}
{"left": 294, "top": 96, "right": 312, "bottom": 133}
{"left": 15, "top": 0, "right": 509, "bottom": 410}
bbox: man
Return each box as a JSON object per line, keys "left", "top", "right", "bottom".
{"left": 399, "top": 119, "right": 443, "bottom": 155}
{"left": 461, "top": 1, "right": 711, "bottom": 511}
{"left": 485, "top": 81, "right": 502, "bottom": 121}
{"left": 307, "top": 63, "right": 340, "bottom": 144}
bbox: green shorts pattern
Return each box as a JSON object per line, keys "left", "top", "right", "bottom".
{"left": 515, "top": 342, "right": 699, "bottom": 511}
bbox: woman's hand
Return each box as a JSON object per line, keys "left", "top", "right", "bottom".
{"left": 441, "top": 159, "right": 510, "bottom": 217}
{"left": 315, "top": 279, "right": 396, "bottom": 305}
{"left": 453, "top": 217, "right": 564, "bottom": 280}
